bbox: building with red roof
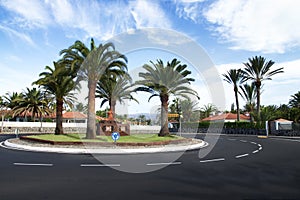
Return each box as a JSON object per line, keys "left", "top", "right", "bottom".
{"left": 202, "top": 113, "right": 250, "bottom": 122}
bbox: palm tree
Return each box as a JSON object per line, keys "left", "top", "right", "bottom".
{"left": 239, "top": 82, "right": 257, "bottom": 122}
{"left": 135, "top": 58, "right": 199, "bottom": 136}
{"left": 180, "top": 99, "right": 199, "bottom": 122}
{"left": 243, "top": 56, "right": 284, "bottom": 120}
{"left": 2, "top": 92, "right": 23, "bottom": 110}
{"left": 33, "top": 62, "right": 78, "bottom": 134}
{"left": 289, "top": 91, "right": 300, "bottom": 108}
{"left": 12, "top": 88, "right": 52, "bottom": 130}
{"left": 60, "top": 39, "right": 128, "bottom": 139}
{"left": 200, "top": 103, "right": 218, "bottom": 119}
{"left": 96, "top": 76, "right": 137, "bottom": 117}
{"left": 223, "top": 69, "right": 245, "bottom": 121}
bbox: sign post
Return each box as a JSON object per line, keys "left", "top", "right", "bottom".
{"left": 111, "top": 132, "right": 120, "bottom": 144}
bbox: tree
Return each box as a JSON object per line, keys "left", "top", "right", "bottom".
{"left": 289, "top": 91, "right": 300, "bottom": 108}
{"left": 60, "top": 39, "right": 128, "bottom": 139}
{"left": 74, "top": 103, "right": 87, "bottom": 114}
{"left": 239, "top": 82, "right": 257, "bottom": 122}
{"left": 12, "top": 88, "right": 52, "bottom": 130}
{"left": 135, "top": 58, "right": 199, "bottom": 136}
{"left": 223, "top": 69, "right": 245, "bottom": 121}
{"left": 180, "top": 99, "right": 199, "bottom": 122}
{"left": 33, "top": 62, "right": 78, "bottom": 134}
{"left": 2, "top": 92, "right": 23, "bottom": 110}
{"left": 243, "top": 56, "right": 284, "bottom": 120}
{"left": 96, "top": 76, "right": 137, "bottom": 117}
{"left": 200, "top": 103, "right": 218, "bottom": 119}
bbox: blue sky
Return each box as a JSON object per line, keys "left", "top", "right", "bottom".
{"left": 0, "top": 0, "right": 299, "bottom": 113}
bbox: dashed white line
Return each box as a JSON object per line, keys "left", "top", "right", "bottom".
{"left": 200, "top": 158, "right": 225, "bottom": 163}
{"left": 252, "top": 150, "right": 259, "bottom": 154}
{"left": 235, "top": 153, "right": 249, "bottom": 158}
{"left": 259, "top": 147, "right": 262, "bottom": 151}
{"left": 146, "top": 162, "right": 181, "bottom": 166}
{"left": 227, "top": 138, "right": 237, "bottom": 141}
{"left": 240, "top": 140, "right": 247, "bottom": 143}
{"left": 251, "top": 142, "right": 257, "bottom": 145}
{"left": 80, "top": 164, "right": 120, "bottom": 167}
{"left": 14, "top": 162, "right": 53, "bottom": 167}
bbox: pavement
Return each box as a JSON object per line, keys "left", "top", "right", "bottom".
{"left": 1, "top": 137, "right": 208, "bottom": 154}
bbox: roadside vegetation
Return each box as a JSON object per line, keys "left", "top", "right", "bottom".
{"left": 0, "top": 38, "right": 299, "bottom": 138}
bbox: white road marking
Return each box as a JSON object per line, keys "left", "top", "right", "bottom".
{"left": 269, "top": 138, "right": 300, "bottom": 142}
{"left": 235, "top": 153, "right": 249, "bottom": 158}
{"left": 252, "top": 150, "right": 259, "bottom": 154}
{"left": 251, "top": 142, "right": 257, "bottom": 145}
{"left": 14, "top": 162, "right": 53, "bottom": 167}
{"left": 146, "top": 162, "right": 181, "bottom": 166}
{"left": 80, "top": 164, "right": 120, "bottom": 167}
{"left": 258, "top": 144, "right": 262, "bottom": 147}
{"left": 200, "top": 158, "right": 225, "bottom": 163}
{"left": 259, "top": 147, "right": 262, "bottom": 151}
{"left": 240, "top": 140, "right": 247, "bottom": 143}
{"left": 227, "top": 138, "right": 237, "bottom": 141}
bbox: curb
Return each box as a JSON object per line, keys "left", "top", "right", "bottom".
{"left": 2, "top": 139, "right": 208, "bottom": 155}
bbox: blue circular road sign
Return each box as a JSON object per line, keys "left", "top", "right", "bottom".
{"left": 111, "top": 132, "right": 120, "bottom": 142}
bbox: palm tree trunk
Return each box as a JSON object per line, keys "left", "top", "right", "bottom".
{"left": 86, "top": 80, "right": 97, "bottom": 139}
{"left": 159, "top": 94, "right": 169, "bottom": 137}
{"left": 256, "top": 81, "right": 261, "bottom": 122}
{"left": 110, "top": 99, "right": 116, "bottom": 119}
{"left": 55, "top": 99, "right": 64, "bottom": 135}
{"left": 234, "top": 86, "right": 240, "bottom": 121}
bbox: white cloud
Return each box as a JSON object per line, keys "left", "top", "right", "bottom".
{"left": 174, "top": 0, "right": 205, "bottom": 23}
{"left": 203, "top": 0, "right": 300, "bottom": 53}
{"left": 0, "top": 0, "right": 172, "bottom": 42}
{"left": 129, "top": 1, "right": 171, "bottom": 29}
{"left": 0, "top": 24, "right": 35, "bottom": 46}
{"left": 0, "top": 0, "right": 51, "bottom": 28}
{"left": 49, "top": 0, "right": 171, "bottom": 41}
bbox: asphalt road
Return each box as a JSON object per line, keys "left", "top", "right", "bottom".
{"left": 0, "top": 134, "right": 299, "bottom": 200}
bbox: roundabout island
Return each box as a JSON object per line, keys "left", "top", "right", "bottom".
{"left": 1, "top": 133, "right": 208, "bottom": 154}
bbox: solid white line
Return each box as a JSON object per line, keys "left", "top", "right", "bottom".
{"left": 235, "top": 153, "right": 249, "bottom": 158}
{"left": 252, "top": 150, "right": 259, "bottom": 154}
{"left": 80, "top": 164, "right": 120, "bottom": 167}
{"left": 200, "top": 158, "right": 225, "bottom": 163}
{"left": 269, "top": 138, "right": 300, "bottom": 142}
{"left": 14, "top": 162, "right": 53, "bottom": 167}
{"left": 240, "top": 140, "right": 247, "bottom": 143}
{"left": 146, "top": 162, "right": 181, "bottom": 166}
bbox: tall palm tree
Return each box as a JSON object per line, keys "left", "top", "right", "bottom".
{"left": 60, "top": 39, "right": 128, "bottom": 139}
{"left": 33, "top": 62, "right": 78, "bottom": 134}
{"left": 96, "top": 76, "right": 137, "bottom": 117}
{"left": 135, "top": 58, "right": 199, "bottom": 136}
{"left": 223, "top": 69, "right": 245, "bottom": 121}
{"left": 289, "top": 91, "right": 300, "bottom": 108}
{"left": 239, "top": 82, "right": 257, "bottom": 122}
{"left": 243, "top": 56, "right": 284, "bottom": 120}
{"left": 12, "top": 88, "right": 52, "bottom": 131}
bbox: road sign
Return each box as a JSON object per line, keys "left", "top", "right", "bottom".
{"left": 111, "top": 132, "right": 120, "bottom": 143}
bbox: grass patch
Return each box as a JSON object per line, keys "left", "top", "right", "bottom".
{"left": 24, "top": 133, "right": 184, "bottom": 143}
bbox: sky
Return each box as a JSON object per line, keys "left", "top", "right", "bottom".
{"left": 0, "top": 0, "right": 300, "bottom": 114}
